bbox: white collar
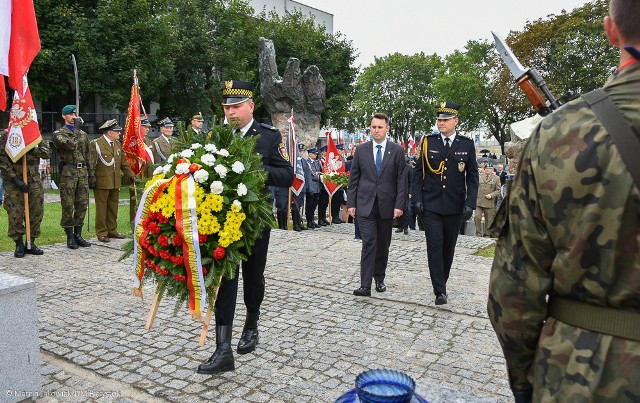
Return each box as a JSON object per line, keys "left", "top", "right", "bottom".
{"left": 238, "top": 119, "right": 254, "bottom": 136}
{"left": 441, "top": 133, "right": 456, "bottom": 144}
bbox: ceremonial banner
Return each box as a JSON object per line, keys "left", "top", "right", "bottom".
{"left": 287, "top": 115, "right": 305, "bottom": 196}
{"left": 123, "top": 75, "right": 153, "bottom": 174}
{"left": 0, "top": 0, "right": 41, "bottom": 99}
{"left": 322, "top": 135, "right": 345, "bottom": 197}
{"left": 6, "top": 75, "right": 41, "bottom": 162}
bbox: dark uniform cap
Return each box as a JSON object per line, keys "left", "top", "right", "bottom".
{"left": 436, "top": 101, "right": 461, "bottom": 119}
{"left": 319, "top": 145, "right": 328, "bottom": 152}
{"left": 307, "top": 148, "right": 318, "bottom": 154}
{"left": 158, "top": 117, "right": 174, "bottom": 127}
{"left": 298, "top": 143, "right": 305, "bottom": 151}
{"left": 140, "top": 118, "right": 151, "bottom": 127}
{"left": 191, "top": 113, "right": 204, "bottom": 122}
{"left": 221, "top": 80, "right": 254, "bottom": 106}
{"left": 99, "top": 119, "right": 123, "bottom": 131}
{"left": 61, "top": 105, "right": 77, "bottom": 115}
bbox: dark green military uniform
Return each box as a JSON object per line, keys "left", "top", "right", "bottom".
{"left": 53, "top": 124, "right": 91, "bottom": 228}
{"left": 0, "top": 130, "right": 50, "bottom": 241}
{"left": 488, "top": 62, "right": 640, "bottom": 401}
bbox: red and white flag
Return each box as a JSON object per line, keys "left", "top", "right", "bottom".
{"left": 322, "top": 135, "right": 345, "bottom": 197}
{"left": 1, "top": 0, "right": 42, "bottom": 161}
{"left": 0, "top": 0, "right": 41, "bottom": 109}
{"left": 123, "top": 73, "right": 153, "bottom": 175}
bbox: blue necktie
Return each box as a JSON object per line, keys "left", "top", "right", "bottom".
{"left": 375, "top": 145, "right": 382, "bottom": 176}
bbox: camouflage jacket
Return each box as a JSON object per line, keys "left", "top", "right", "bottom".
{"left": 52, "top": 125, "right": 90, "bottom": 167}
{"left": 488, "top": 61, "right": 640, "bottom": 401}
{"left": 0, "top": 130, "right": 51, "bottom": 181}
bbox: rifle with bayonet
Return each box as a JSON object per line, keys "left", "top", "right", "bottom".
{"left": 492, "top": 32, "right": 574, "bottom": 116}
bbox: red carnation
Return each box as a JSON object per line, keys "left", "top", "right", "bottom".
{"left": 150, "top": 225, "right": 161, "bottom": 234}
{"left": 159, "top": 269, "right": 169, "bottom": 275}
{"left": 158, "top": 234, "right": 170, "bottom": 247}
{"left": 147, "top": 245, "right": 158, "bottom": 256}
{"left": 199, "top": 233, "right": 208, "bottom": 243}
{"left": 189, "top": 163, "right": 201, "bottom": 173}
{"left": 159, "top": 250, "right": 172, "bottom": 260}
{"left": 213, "top": 246, "right": 225, "bottom": 260}
{"left": 157, "top": 214, "right": 169, "bottom": 224}
{"left": 202, "top": 266, "right": 208, "bottom": 275}
{"left": 172, "top": 233, "right": 183, "bottom": 246}
{"left": 171, "top": 255, "right": 183, "bottom": 265}
{"left": 173, "top": 274, "right": 186, "bottom": 282}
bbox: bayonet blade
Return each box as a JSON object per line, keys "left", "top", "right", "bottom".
{"left": 492, "top": 32, "right": 528, "bottom": 80}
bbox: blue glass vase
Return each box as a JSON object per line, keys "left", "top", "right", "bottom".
{"left": 335, "top": 369, "right": 428, "bottom": 403}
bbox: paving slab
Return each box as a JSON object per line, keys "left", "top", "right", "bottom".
{"left": 0, "top": 222, "right": 509, "bottom": 402}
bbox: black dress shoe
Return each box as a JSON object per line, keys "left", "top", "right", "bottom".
{"left": 395, "top": 227, "right": 403, "bottom": 233}
{"left": 320, "top": 218, "right": 331, "bottom": 226}
{"left": 353, "top": 287, "right": 371, "bottom": 297}
{"left": 375, "top": 281, "right": 386, "bottom": 293}
{"left": 25, "top": 244, "right": 44, "bottom": 255}
{"left": 403, "top": 228, "right": 408, "bottom": 235}
{"left": 435, "top": 293, "right": 448, "bottom": 305}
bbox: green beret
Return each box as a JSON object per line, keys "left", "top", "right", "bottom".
{"left": 61, "top": 105, "right": 77, "bottom": 115}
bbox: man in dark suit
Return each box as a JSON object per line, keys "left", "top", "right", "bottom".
{"left": 412, "top": 102, "right": 479, "bottom": 305}
{"left": 347, "top": 113, "right": 407, "bottom": 297}
{"left": 197, "top": 80, "right": 293, "bottom": 375}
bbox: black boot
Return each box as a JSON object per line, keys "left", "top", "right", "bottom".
{"left": 291, "top": 209, "right": 303, "bottom": 232}
{"left": 74, "top": 225, "right": 91, "bottom": 247}
{"left": 14, "top": 237, "right": 25, "bottom": 258}
{"left": 277, "top": 211, "right": 287, "bottom": 230}
{"left": 237, "top": 311, "right": 259, "bottom": 354}
{"left": 25, "top": 238, "right": 44, "bottom": 255}
{"left": 196, "top": 325, "right": 235, "bottom": 374}
{"left": 65, "top": 227, "right": 78, "bottom": 249}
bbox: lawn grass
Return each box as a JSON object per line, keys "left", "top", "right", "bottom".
{"left": 474, "top": 244, "right": 495, "bottom": 258}
{"left": 0, "top": 188, "right": 135, "bottom": 252}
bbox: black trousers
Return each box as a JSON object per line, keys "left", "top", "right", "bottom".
{"left": 318, "top": 189, "right": 329, "bottom": 220}
{"left": 214, "top": 227, "right": 271, "bottom": 326}
{"left": 331, "top": 190, "right": 344, "bottom": 219}
{"left": 357, "top": 199, "right": 393, "bottom": 288}
{"left": 423, "top": 210, "right": 463, "bottom": 295}
{"left": 305, "top": 192, "right": 319, "bottom": 223}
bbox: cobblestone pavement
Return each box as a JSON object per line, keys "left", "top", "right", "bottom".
{"left": 0, "top": 222, "right": 509, "bottom": 403}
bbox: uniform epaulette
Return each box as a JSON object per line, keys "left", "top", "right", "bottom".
{"left": 260, "top": 123, "right": 277, "bottom": 131}
{"left": 457, "top": 134, "right": 473, "bottom": 141}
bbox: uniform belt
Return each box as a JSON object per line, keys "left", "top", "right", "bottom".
{"left": 548, "top": 296, "right": 640, "bottom": 342}
{"left": 62, "top": 162, "right": 85, "bottom": 168}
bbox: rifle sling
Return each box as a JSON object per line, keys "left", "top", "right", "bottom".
{"left": 583, "top": 89, "right": 640, "bottom": 189}
{"left": 548, "top": 296, "right": 640, "bottom": 342}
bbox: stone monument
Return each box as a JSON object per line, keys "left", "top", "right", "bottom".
{"left": 258, "top": 37, "right": 326, "bottom": 149}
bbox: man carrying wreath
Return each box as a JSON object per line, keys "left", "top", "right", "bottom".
{"left": 197, "top": 80, "right": 293, "bottom": 374}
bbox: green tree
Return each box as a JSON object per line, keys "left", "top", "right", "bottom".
{"left": 353, "top": 53, "right": 442, "bottom": 140}
{"left": 31, "top": 0, "right": 174, "bottom": 115}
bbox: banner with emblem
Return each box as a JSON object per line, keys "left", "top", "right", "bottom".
{"left": 322, "top": 135, "right": 345, "bottom": 197}
{"left": 123, "top": 71, "right": 153, "bottom": 174}
{"left": 5, "top": 75, "right": 41, "bottom": 162}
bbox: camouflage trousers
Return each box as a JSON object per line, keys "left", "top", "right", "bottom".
{"left": 59, "top": 167, "right": 89, "bottom": 228}
{"left": 3, "top": 178, "right": 44, "bottom": 241}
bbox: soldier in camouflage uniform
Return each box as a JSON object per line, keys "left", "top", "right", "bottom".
{"left": 487, "top": 1, "right": 640, "bottom": 401}
{"left": 52, "top": 105, "right": 92, "bottom": 249}
{"left": 0, "top": 130, "right": 50, "bottom": 257}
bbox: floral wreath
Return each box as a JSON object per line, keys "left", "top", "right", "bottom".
{"left": 321, "top": 171, "right": 350, "bottom": 188}
{"left": 128, "top": 125, "right": 273, "bottom": 319}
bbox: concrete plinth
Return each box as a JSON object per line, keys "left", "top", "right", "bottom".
{"left": 0, "top": 271, "right": 42, "bottom": 403}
